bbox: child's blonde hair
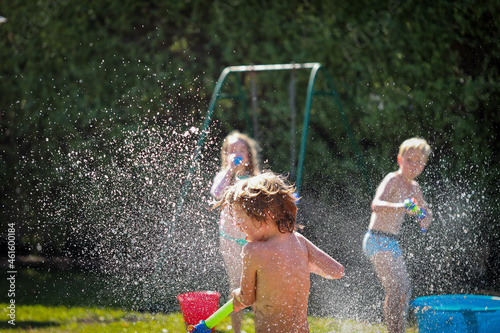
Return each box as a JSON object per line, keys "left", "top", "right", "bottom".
{"left": 398, "top": 137, "right": 432, "bottom": 161}
{"left": 214, "top": 171, "right": 300, "bottom": 233}
{"left": 220, "top": 130, "right": 260, "bottom": 176}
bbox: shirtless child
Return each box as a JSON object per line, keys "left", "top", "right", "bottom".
{"left": 214, "top": 171, "right": 344, "bottom": 333}
{"left": 363, "top": 137, "right": 433, "bottom": 333}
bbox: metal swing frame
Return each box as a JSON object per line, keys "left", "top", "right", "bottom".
{"left": 149, "top": 63, "right": 371, "bottom": 307}
{"left": 195, "top": 62, "right": 370, "bottom": 194}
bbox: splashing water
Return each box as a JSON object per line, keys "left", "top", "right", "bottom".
{"left": 296, "top": 163, "right": 496, "bottom": 323}
{"left": 34, "top": 116, "right": 497, "bottom": 321}
{"left": 406, "top": 173, "right": 495, "bottom": 296}
{"left": 44, "top": 119, "right": 229, "bottom": 310}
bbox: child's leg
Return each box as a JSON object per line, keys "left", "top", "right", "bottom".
{"left": 220, "top": 237, "right": 244, "bottom": 333}
{"left": 371, "top": 251, "right": 411, "bottom": 333}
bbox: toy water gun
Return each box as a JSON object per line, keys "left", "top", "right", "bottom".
{"left": 234, "top": 156, "right": 243, "bottom": 166}
{"left": 404, "top": 198, "right": 427, "bottom": 232}
{"left": 188, "top": 299, "right": 234, "bottom": 333}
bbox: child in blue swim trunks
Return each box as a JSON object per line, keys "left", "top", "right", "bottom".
{"left": 363, "top": 137, "right": 433, "bottom": 333}
{"left": 211, "top": 130, "right": 260, "bottom": 333}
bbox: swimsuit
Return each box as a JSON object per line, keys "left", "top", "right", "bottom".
{"left": 212, "top": 172, "right": 251, "bottom": 247}
{"left": 219, "top": 229, "right": 248, "bottom": 246}
{"left": 362, "top": 230, "right": 402, "bottom": 258}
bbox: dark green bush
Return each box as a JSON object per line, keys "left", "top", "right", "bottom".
{"left": 1, "top": 0, "right": 498, "bottom": 287}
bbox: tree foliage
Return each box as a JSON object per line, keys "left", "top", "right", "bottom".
{"left": 1, "top": 0, "right": 499, "bottom": 282}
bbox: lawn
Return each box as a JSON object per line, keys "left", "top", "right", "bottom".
{"left": 0, "top": 268, "right": 417, "bottom": 332}
{"left": 0, "top": 304, "right": 417, "bottom": 332}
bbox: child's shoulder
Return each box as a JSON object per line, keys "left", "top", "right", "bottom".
{"left": 294, "top": 231, "right": 307, "bottom": 243}
{"left": 384, "top": 170, "right": 399, "bottom": 179}
{"left": 241, "top": 241, "right": 274, "bottom": 265}
{"left": 382, "top": 171, "right": 402, "bottom": 184}
{"left": 294, "top": 232, "right": 315, "bottom": 249}
{"left": 242, "top": 241, "right": 266, "bottom": 256}
{"left": 243, "top": 234, "right": 292, "bottom": 254}
{"left": 376, "top": 172, "right": 405, "bottom": 194}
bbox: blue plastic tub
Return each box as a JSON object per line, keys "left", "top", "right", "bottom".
{"left": 411, "top": 295, "right": 500, "bottom": 333}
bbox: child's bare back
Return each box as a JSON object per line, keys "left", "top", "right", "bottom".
{"left": 242, "top": 232, "right": 310, "bottom": 332}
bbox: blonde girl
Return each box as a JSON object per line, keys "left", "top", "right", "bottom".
{"left": 210, "top": 130, "right": 260, "bottom": 333}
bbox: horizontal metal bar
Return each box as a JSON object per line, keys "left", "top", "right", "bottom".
{"left": 223, "top": 62, "right": 321, "bottom": 73}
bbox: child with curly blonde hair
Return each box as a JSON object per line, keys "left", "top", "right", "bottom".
{"left": 214, "top": 171, "right": 344, "bottom": 333}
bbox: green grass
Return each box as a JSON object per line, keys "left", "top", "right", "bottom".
{"left": 0, "top": 268, "right": 417, "bottom": 332}
{"left": 0, "top": 304, "right": 418, "bottom": 332}
{"left": 0, "top": 304, "right": 186, "bottom": 332}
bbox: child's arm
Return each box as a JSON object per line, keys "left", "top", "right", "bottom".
{"left": 231, "top": 288, "right": 251, "bottom": 312}
{"left": 298, "top": 233, "right": 344, "bottom": 279}
{"left": 231, "top": 245, "right": 257, "bottom": 312}
{"left": 210, "top": 170, "right": 234, "bottom": 199}
{"left": 211, "top": 155, "right": 244, "bottom": 198}
{"left": 371, "top": 174, "right": 406, "bottom": 213}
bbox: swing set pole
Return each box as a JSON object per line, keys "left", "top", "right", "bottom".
{"left": 295, "top": 63, "right": 321, "bottom": 193}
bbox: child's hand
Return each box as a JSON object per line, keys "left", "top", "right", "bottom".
{"left": 227, "top": 154, "right": 245, "bottom": 173}
{"left": 404, "top": 198, "right": 431, "bottom": 232}
{"left": 419, "top": 209, "right": 432, "bottom": 232}
{"left": 404, "top": 198, "right": 425, "bottom": 218}
{"left": 231, "top": 288, "right": 250, "bottom": 312}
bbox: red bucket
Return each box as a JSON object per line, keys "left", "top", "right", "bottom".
{"left": 177, "top": 291, "right": 221, "bottom": 331}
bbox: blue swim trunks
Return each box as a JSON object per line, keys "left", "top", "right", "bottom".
{"left": 363, "top": 230, "right": 402, "bottom": 258}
